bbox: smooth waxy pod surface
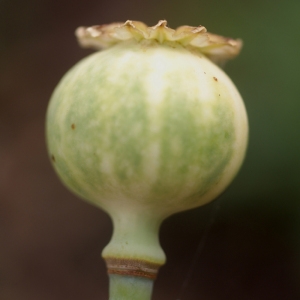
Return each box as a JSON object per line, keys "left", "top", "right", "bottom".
{"left": 46, "top": 20, "right": 248, "bottom": 300}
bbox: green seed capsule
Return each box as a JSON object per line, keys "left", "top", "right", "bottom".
{"left": 46, "top": 20, "right": 248, "bottom": 292}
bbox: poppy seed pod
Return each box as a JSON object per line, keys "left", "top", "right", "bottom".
{"left": 46, "top": 20, "right": 248, "bottom": 300}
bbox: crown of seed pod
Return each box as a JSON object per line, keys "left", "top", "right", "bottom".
{"left": 46, "top": 20, "right": 248, "bottom": 300}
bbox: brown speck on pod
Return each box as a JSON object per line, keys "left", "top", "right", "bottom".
{"left": 71, "top": 123, "right": 76, "bottom": 130}
{"left": 204, "top": 72, "right": 206, "bottom": 74}
{"left": 51, "top": 155, "right": 56, "bottom": 163}
{"left": 213, "top": 77, "right": 218, "bottom": 81}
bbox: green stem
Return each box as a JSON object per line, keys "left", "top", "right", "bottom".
{"left": 102, "top": 211, "right": 166, "bottom": 268}
{"left": 109, "top": 274, "right": 154, "bottom": 300}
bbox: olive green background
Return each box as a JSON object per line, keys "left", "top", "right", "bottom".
{"left": 1, "top": 0, "right": 299, "bottom": 299}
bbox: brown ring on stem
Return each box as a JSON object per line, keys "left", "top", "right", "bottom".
{"left": 105, "top": 257, "right": 162, "bottom": 280}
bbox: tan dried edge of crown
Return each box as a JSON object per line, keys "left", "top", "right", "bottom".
{"left": 75, "top": 20, "right": 242, "bottom": 65}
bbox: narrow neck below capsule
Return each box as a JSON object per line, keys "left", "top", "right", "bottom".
{"left": 102, "top": 210, "right": 166, "bottom": 279}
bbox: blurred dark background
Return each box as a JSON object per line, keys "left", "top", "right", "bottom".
{"left": 1, "top": 0, "right": 300, "bottom": 299}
